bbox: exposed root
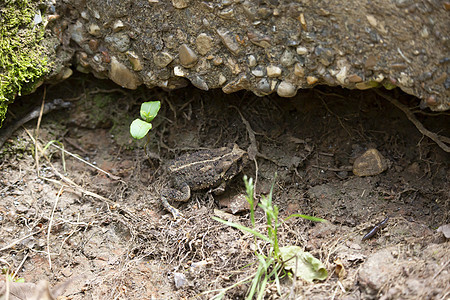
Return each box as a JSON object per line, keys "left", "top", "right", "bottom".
{"left": 375, "top": 90, "right": 450, "bottom": 153}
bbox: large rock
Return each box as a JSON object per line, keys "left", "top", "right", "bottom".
{"left": 50, "top": 0, "right": 449, "bottom": 110}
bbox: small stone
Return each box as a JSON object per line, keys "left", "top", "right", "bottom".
{"left": 359, "top": 249, "right": 398, "bottom": 292}
{"left": 172, "top": 0, "right": 189, "bottom": 9}
{"left": 226, "top": 57, "right": 241, "bottom": 74}
{"left": 437, "top": 224, "right": 450, "bottom": 238}
{"left": 212, "top": 56, "right": 223, "bottom": 65}
{"left": 55, "top": 67, "right": 73, "bottom": 81}
{"left": 353, "top": 148, "right": 388, "bottom": 177}
{"left": 366, "top": 15, "right": 378, "bottom": 27}
{"left": 306, "top": 76, "right": 318, "bottom": 85}
{"left": 271, "top": 80, "right": 278, "bottom": 91}
{"left": 112, "top": 20, "right": 124, "bottom": 32}
{"left": 217, "top": 28, "right": 242, "bottom": 56}
{"left": 179, "top": 44, "right": 198, "bottom": 68}
{"left": 174, "top": 272, "right": 187, "bottom": 289}
{"left": 256, "top": 78, "right": 271, "bottom": 95}
{"left": 80, "top": 11, "right": 88, "bottom": 20}
{"left": 348, "top": 74, "right": 362, "bottom": 83}
{"left": 126, "top": 51, "right": 143, "bottom": 71}
{"left": 296, "top": 46, "right": 308, "bottom": 55}
{"left": 425, "top": 95, "right": 438, "bottom": 106}
{"left": 196, "top": 33, "right": 213, "bottom": 55}
{"left": 153, "top": 52, "right": 173, "bottom": 68}
{"left": 277, "top": 81, "right": 296, "bottom": 97}
{"left": 218, "top": 7, "right": 234, "bottom": 19}
{"left": 280, "top": 49, "right": 296, "bottom": 67}
{"left": 294, "top": 63, "right": 304, "bottom": 77}
{"left": 88, "top": 23, "right": 101, "bottom": 36}
{"left": 70, "top": 21, "right": 85, "bottom": 44}
{"left": 88, "top": 39, "right": 98, "bottom": 51}
{"left": 336, "top": 66, "right": 348, "bottom": 84}
{"left": 174, "top": 66, "right": 186, "bottom": 77}
{"left": 222, "top": 74, "right": 250, "bottom": 93}
{"left": 218, "top": 73, "right": 226, "bottom": 85}
{"left": 266, "top": 65, "right": 282, "bottom": 77}
{"left": 105, "top": 33, "right": 130, "bottom": 53}
{"left": 251, "top": 66, "right": 265, "bottom": 77}
{"left": 110, "top": 56, "right": 141, "bottom": 89}
{"left": 190, "top": 75, "right": 209, "bottom": 91}
{"left": 248, "top": 55, "right": 257, "bottom": 67}
{"left": 365, "top": 55, "right": 378, "bottom": 69}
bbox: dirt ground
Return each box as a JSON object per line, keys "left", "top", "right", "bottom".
{"left": 0, "top": 74, "right": 449, "bottom": 299}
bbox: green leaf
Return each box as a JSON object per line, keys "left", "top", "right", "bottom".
{"left": 284, "top": 214, "right": 327, "bottom": 223}
{"left": 140, "top": 101, "right": 161, "bottom": 122}
{"left": 212, "top": 217, "right": 271, "bottom": 243}
{"left": 280, "top": 246, "right": 327, "bottom": 282}
{"left": 130, "top": 119, "right": 152, "bottom": 139}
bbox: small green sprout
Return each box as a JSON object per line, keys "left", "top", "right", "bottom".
{"left": 130, "top": 101, "right": 160, "bottom": 139}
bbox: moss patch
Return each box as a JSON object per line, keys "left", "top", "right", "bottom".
{"left": 0, "top": 0, "right": 49, "bottom": 126}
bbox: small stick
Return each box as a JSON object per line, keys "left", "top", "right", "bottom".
{"left": 0, "top": 229, "right": 44, "bottom": 252}
{"left": 50, "top": 143, "right": 121, "bottom": 180}
{"left": 432, "top": 259, "right": 450, "bottom": 280}
{"left": 12, "top": 252, "right": 29, "bottom": 280}
{"left": 47, "top": 186, "right": 64, "bottom": 269}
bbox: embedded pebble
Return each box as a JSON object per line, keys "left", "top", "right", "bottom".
{"left": 336, "top": 66, "right": 348, "bottom": 84}
{"left": 353, "top": 148, "right": 388, "bottom": 177}
{"left": 348, "top": 74, "right": 362, "bottom": 83}
{"left": 248, "top": 55, "right": 257, "bottom": 67}
{"left": 256, "top": 78, "right": 271, "bottom": 94}
{"left": 294, "top": 63, "right": 305, "bottom": 77}
{"left": 218, "top": 73, "right": 226, "bottom": 85}
{"left": 190, "top": 75, "right": 209, "bottom": 91}
{"left": 126, "top": 51, "right": 143, "bottom": 71}
{"left": 179, "top": 44, "right": 198, "bottom": 68}
{"left": 154, "top": 52, "right": 174, "bottom": 68}
{"left": 216, "top": 28, "right": 242, "bottom": 56}
{"left": 196, "top": 33, "right": 213, "bottom": 55}
{"left": 88, "top": 39, "right": 98, "bottom": 51}
{"left": 296, "top": 46, "right": 308, "bottom": 55}
{"left": 212, "top": 56, "right": 223, "bottom": 65}
{"left": 70, "top": 21, "right": 85, "bottom": 44}
{"left": 266, "top": 65, "right": 282, "bottom": 77}
{"left": 222, "top": 74, "right": 250, "bottom": 93}
{"left": 277, "top": 81, "right": 296, "bottom": 97}
{"left": 112, "top": 20, "right": 124, "bottom": 32}
{"left": 218, "top": 7, "right": 234, "bottom": 19}
{"left": 251, "top": 65, "right": 265, "bottom": 77}
{"left": 110, "top": 56, "right": 141, "bottom": 89}
{"left": 173, "top": 66, "right": 186, "bottom": 77}
{"left": 105, "top": 33, "right": 130, "bottom": 53}
{"left": 172, "top": 0, "right": 189, "bottom": 9}
{"left": 280, "top": 49, "right": 296, "bottom": 67}
{"left": 306, "top": 76, "right": 318, "bottom": 85}
{"left": 88, "top": 24, "right": 101, "bottom": 36}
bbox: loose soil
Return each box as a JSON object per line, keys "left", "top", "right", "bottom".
{"left": 0, "top": 74, "right": 449, "bottom": 299}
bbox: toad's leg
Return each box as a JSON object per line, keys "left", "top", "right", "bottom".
{"left": 161, "top": 183, "right": 190, "bottom": 219}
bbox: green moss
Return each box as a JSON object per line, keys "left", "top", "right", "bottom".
{"left": 0, "top": 0, "right": 49, "bottom": 127}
